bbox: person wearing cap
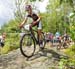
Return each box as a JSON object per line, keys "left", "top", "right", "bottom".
{"left": 19, "top": 5, "right": 43, "bottom": 47}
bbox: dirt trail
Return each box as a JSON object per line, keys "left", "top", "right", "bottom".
{"left": 0, "top": 43, "right": 68, "bottom": 69}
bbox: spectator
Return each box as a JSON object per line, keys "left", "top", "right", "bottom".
{"left": 55, "top": 31, "right": 60, "bottom": 39}
{"left": 0, "top": 33, "right": 6, "bottom": 47}
{"left": 49, "top": 33, "right": 54, "bottom": 43}
{"left": 54, "top": 31, "right": 61, "bottom": 43}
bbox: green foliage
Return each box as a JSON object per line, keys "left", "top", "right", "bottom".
{"left": 70, "top": 24, "right": 75, "bottom": 41}
{"left": 58, "top": 58, "right": 67, "bottom": 69}
{"left": 1, "top": 19, "right": 21, "bottom": 33}
{"left": 0, "top": 33, "right": 20, "bottom": 54}
{"left": 1, "top": 45, "right": 10, "bottom": 54}
{"left": 58, "top": 45, "right": 75, "bottom": 68}
{"left": 40, "top": 0, "right": 70, "bottom": 34}
{"left": 0, "top": 17, "right": 21, "bottom": 54}
{"left": 60, "top": 0, "right": 74, "bottom": 7}
{"left": 64, "top": 45, "right": 75, "bottom": 56}
{"left": 1, "top": 36, "right": 20, "bottom": 54}
{"left": 58, "top": 57, "right": 75, "bottom": 69}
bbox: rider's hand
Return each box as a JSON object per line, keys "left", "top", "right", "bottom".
{"left": 19, "top": 24, "right": 24, "bottom": 29}
{"left": 33, "top": 21, "right": 36, "bottom": 24}
{"left": 32, "top": 21, "right": 38, "bottom": 26}
{"left": 29, "top": 24, "right": 32, "bottom": 29}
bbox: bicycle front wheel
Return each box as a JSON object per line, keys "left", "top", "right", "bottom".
{"left": 20, "top": 34, "right": 36, "bottom": 58}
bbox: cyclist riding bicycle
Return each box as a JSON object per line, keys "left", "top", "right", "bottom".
{"left": 19, "top": 5, "right": 43, "bottom": 47}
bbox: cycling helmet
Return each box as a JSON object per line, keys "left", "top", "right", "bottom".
{"left": 25, "top": 5, "right": 32, "bottom": 11}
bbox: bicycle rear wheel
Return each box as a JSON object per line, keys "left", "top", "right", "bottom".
{"left": 20, "top": 34, "right": 36, "bottom": 58}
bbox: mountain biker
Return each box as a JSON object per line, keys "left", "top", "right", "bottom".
{"left": 19, "top": 5, "right": 43, "bottom": 47}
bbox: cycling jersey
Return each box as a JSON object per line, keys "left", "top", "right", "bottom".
{"left": 26, "top": 12, "right": 42, "bottom": 30}
{"left": 27, "top": 13, "right": 39, "bottom": 21}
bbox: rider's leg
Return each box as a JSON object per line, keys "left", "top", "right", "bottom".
{"left": 37, "top": 21, "right": 43, "bottom": 46}
{"left": 30, "top": 21, "right": 42, "bottom": 45}
{"left": 38, "top": 29, "right": 42, "bottom": 43}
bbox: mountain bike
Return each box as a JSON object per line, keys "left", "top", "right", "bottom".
{"left": 20, "top": 24, "right": 46, "bottom": 58}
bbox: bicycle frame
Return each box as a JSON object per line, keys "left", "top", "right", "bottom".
{"left": 20, "top": 25, "right": 46, "bottom": 58}
{"left": 30, "top": 29, "right": 39, "bottom": 44}
{"left": 23, "top": 26, "right": 41, "bottom": 45}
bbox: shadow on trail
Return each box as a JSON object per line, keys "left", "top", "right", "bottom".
{"left": 28, "top": 48, "right": 69, "bottom": 61}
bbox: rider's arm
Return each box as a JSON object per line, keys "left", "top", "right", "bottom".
{"left": 21, "top": 17, "right": 28, "bottom": 26}
{"left": 33, "top": 16, "right": 41, "bottom": 23}
{"left": 36, "top": 16, "right": 40, "bottom": 22}
{"left": 20, "top": 17, "right": 28, "bottom": 28}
